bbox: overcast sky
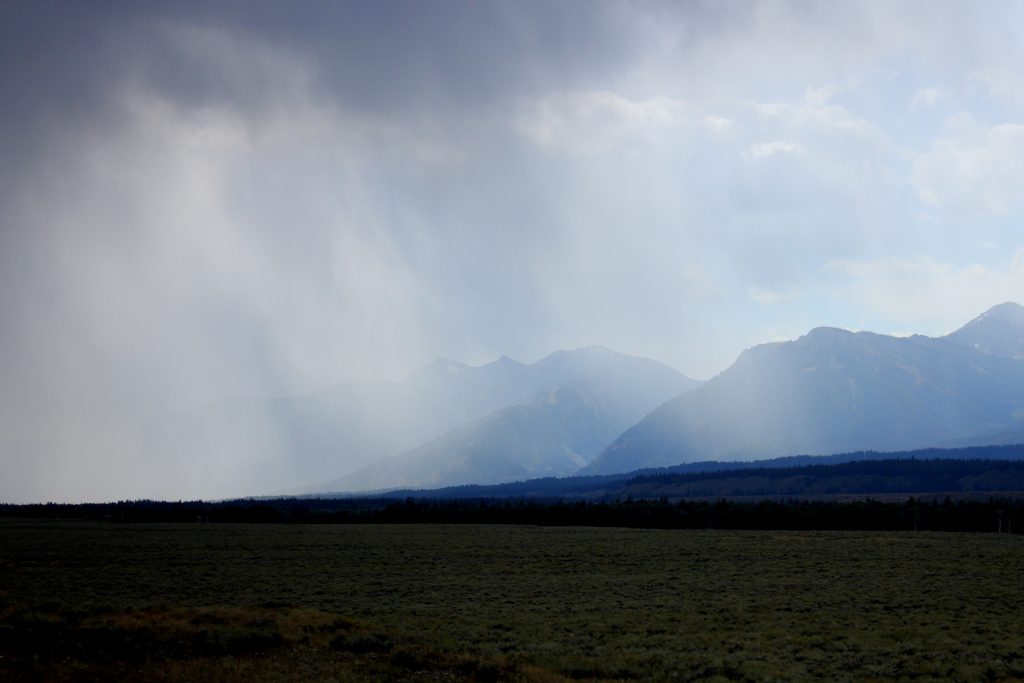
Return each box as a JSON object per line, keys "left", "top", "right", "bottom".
{"left": 3, "top": 1, "right": 1024, "bottom": 501}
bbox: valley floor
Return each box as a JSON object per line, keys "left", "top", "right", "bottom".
{"left": 1, "top": 521, "right": 1023, "bottom": 681}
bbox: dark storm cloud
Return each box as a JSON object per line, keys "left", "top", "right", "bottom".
{"left": 191, "top": 1, "right": 632, "bottom": 111}
{"left": 1, "top": 1, "right": 636, "bottom": 126}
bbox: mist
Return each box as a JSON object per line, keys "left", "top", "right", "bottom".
{"left": 3, "top": 1, "right": 1024, "bottom": 502}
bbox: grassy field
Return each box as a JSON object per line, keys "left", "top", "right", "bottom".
{"left": 2, "top": 521, "right": 1023, "bottom": 681}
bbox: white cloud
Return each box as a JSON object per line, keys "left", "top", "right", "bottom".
{"left": 912, "top": 122, "right": 1024, "bottom": 214}
{"left": 971, "top": 65, "right": 1024, "bottom": 109}
{"left": 515, "top": 90, "right": 692, "bottom": 154}
{"left": 910, "top": 86, "right": 946, "bottom": 110}
{"left": 703, "top": 115, "right": 733, "bottom": 131}
{"left": 748, "top": 140, "right": 806, "bottom": 159}
{"left": 804, "top": 83, "right": 839, "bottom": 106}
{"left": 754, "top": 98, "right": 877, "bottom": 139}
{"left": 748, "top": 286, "right": 803, "bottom": 305}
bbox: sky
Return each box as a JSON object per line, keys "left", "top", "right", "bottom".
{"left": 3, "top": 1, "right": 1024, "bottom": 501}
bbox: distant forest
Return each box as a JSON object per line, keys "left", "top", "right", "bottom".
{"left": 1, "top": 495, "right": 1020, "bottom": 533}
{"left": 4, "top": 451, "right": 1024, "bottom": 532}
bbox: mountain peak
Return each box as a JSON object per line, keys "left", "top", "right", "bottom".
{"left": 977, "top": 301, "right": 1024, "bottom": 321}
{"left": 957, "top": 302, "right": 1024, "bottom": 328}
{"left": 803, "top": 326, "right": 853, "bottom": 339}
{"left": 477, "top": 354, "right": 526, "bottom": 377}
{"left": 545, "top": 345, "right": 614, "bottom": 358}
{"left": 944, "top": 302, "right": 1024, "bottom": 360}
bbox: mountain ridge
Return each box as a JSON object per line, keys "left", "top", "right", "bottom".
{"left": 583, "top": 303, "right": 1024, "bottom": 476}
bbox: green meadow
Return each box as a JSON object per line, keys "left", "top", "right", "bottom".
{"left": 2, "top": 521, "right": 1023, "bottom": 681}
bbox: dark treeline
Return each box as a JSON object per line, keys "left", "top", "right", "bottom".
{"left": 2, "top": 496, "right": 1022, "bottom": 533}
{"left": 620, "top": 457, "right": 1024, "bottom": 497}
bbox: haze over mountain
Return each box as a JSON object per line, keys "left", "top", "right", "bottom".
{"left": 140, "top": 346, "right": 696, "bottom": 493}
{"left": 312, "top": 347, "right": 699, "bottom": 492}
{"left": 585, "top": 303, "right": 1024, "bottom": 475}
{"left": 320, "top": 387, "right": 620, "bottom": 492}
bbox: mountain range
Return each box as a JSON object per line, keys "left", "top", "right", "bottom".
{"left": 143, "top": 301, "right": 1024, "bottom": 496}
{"left": 584, "top": 302, "right": 1024, "bottom": 475}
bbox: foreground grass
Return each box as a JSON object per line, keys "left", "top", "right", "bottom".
{"left": 1, "top": 521, "right": 1023, "bottom": 681}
